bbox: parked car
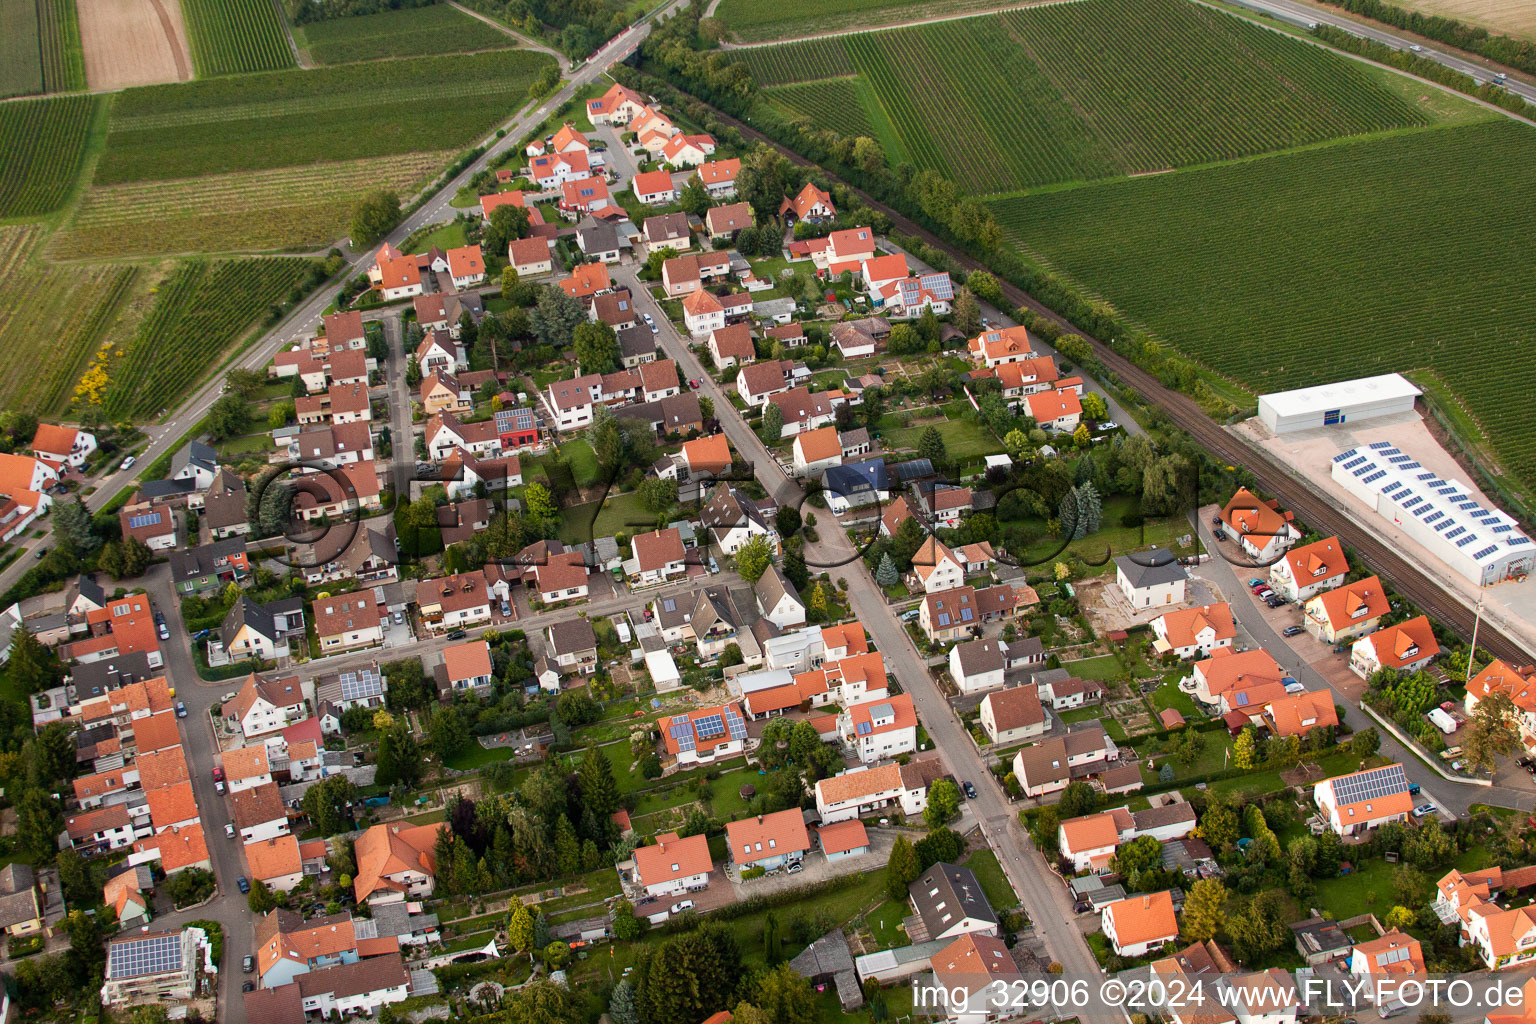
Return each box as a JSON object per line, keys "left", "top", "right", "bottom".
{"left": 446, "top": 629, "right": 468, "bottom": 640}
{"left": 669, "top": 900, "right": 694, "bottom": 915}
{"left": 1281, "top": 625, "right": 1304, "bottom": 637}
{"left": 225, "top": 823, "right": 236, "bottom": 839}
{"left": 175, "top": 701, "right": 187, "bottom": 718}
{"left": 242, "top": 955, "right": 254, "bottom": 973}
{"left": 120, "top": 455, "right": 136, "bottom": 471}
{"left": 1412, "top": 803, "right": 1436, "bottom": 818}
{"left": 237, "top": 876, "right": 250, "bottom": 894}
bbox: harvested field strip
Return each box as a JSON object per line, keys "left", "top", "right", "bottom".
{"left": 0, "top": 94, "right": 97, "bottom": 217}
{"left": 763, "top": 79, "right": 875, "bottom": 140}
{"left": 986, "top": 120, "right": 1536, "bottom": 487}
{"left": 180, "top": 0, "right": 294, "bottom": 74}
{"left": 0, "top": 225, "right": 140, "bottom": 416}
{"left": 1, "top": 0, "right": 43, "bottom": 98}
{"left": 52, "top": 151, "right": 451, "bottom": 258}
{"left": 294, "top": 4, "right": 510, "bottom": 64}
{"left": 104, "top": 257, "right": 312, "bottom": 418}
{"left": 37, "top": 0, "right": 87, "bottom": 91}
{"left": 97, "top": 49, "right": 553, "bottom": 183}
{"left": 735, "top": 36, "right": 854, "bottom": 86}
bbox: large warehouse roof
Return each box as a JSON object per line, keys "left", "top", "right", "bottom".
{"left": 1259, "top": 374, "right": 1420, "bottom": 418}
{"left": 1332, "top": 441, "right": 1530, "bottom": 569}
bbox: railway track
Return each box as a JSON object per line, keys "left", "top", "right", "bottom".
{"left": 699, "top": 97, "right": 1534, "bottom": 665}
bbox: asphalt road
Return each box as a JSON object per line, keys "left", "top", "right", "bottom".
{"left": 1224, "top": 0, "right": 1536, "bottom": 101}
{"left": 623, "top": 265, "right": 1115, "bottom": 1012}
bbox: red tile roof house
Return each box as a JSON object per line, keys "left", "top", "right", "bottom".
{"left": 631, "top": 169, "right": 677, "bottom": 206}
{"left": 628, "top": 527, "right": 688, "bottom": 586}
{"left": 707, "top": 323, "right": 755, "bottom": 370}
{"left": 696, "top": 158, "right": 741, "bottom": 198}
{"left": 725, "top": 808, "right": 809, "bottom": 875}
{"left": 31, "top": 423, "right": 96, "bottom": 468}
{"left": 662, "top": 251, "right": 732, "bottom": 298}
{"left": 415, "top": 570, "right": 492, "bottom": 632}
{"left": 630, "top": 831, "right": 712, "bottom": 899}
{"left": 313, "top": 594, "right": 383, "bottom": 653}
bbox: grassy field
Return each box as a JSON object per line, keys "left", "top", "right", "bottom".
{"left": 0, "top": 94, "right": 96, "bottom": 217}
{"left": 740, "top": 0, "right": 1426, "bottom": 194}
{"left": 103, "top": 258, "right": 314, "bottom": 418}
{"left": 0, "top": 225, "right": 143, "bottom": 418}
{"left": 716, "top": 0, "right": 1014, "bottom": 42}
{"left": 37, "top": 0, "right": 85, "bottom": 92}
{"left": 990, "top": 119, "right": 1536, "bottom": 490}
{"left": 180, "top": 0, "right": 295, "bottom": 75}
{"left": 52, "top": 151, "right": 450, "bottom": 258}
{"left": 97, "top": 48, "right": 555, "bottom": 184}
{"left": 1, "top": 0, "right": 42, "bottom": 98}
{"left": 295, "top": 4, "right": 511, "bottom": 64}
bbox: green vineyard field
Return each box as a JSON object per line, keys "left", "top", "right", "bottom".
{"left": 0, "top": 94, "right": 96, "bottom": 217}
{"left": 52, "top": 151, "right": 451, "bottom": 258}
{"left": 37, "top": 0, "right": 86, "bottom": 92}
{"left": 1, "top": 0, "right": 43, "bottom": 98}
{"left": 738, "top": 0, "right": 1425, "bottom": 192}
{"left": 181, "top": 0, "right": 296, "bottom": 75}
{"left": 295, "top": 4, "right": 510, "bottom": 65}
{"left": 0, "top": 226, "right": 140, "bottom": 417}
{"left": 97, "top": 48, "right": 554, "bottom": 183}
{"left": 987, "top": 120, "right": 1536, "bottom": 485}
{"left": 104, "top": 258, "right": 312, "bottom": 419}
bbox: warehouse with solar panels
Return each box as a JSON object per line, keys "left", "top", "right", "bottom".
{"left": 1331, "top": 441, "right": 1535, "bottom": 586}
{"left": 1257, "top": 373, "right": 1421, "bottom": 434}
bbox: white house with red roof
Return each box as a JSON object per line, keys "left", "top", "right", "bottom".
{"left": 31, "top": 424, "right": 95, "bottom": 469}
{"left": 661, "top": 133, "right": 716, "bottom": 168}
{"left": 839, "top": 693, "right": 916, "bottom": 763}
{"left": 697, "top": 158, "right": 740, "bottom": 198}
{"left": 630, "top": 831, "right": 711, "bottom": 898}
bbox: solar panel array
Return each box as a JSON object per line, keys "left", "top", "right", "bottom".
{"left": 340, "top": 666, "right": 384, "bottom": 703}
{"left": 1330, "top": 763, "right": 1408, "bottom": 805}
{"left": 108, "top": 933, "right": 182, "bottom": 979}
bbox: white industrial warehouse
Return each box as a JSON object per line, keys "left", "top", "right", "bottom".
{"left": 1331, "top": 441, "right": 1535, "bottom": 587}
{"left": 1257, "top": 373, "right": 1421, "bottom": 434}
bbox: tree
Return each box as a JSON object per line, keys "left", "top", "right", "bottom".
{"left": 1465, "top": 689, "right": 1520, "bottom": 773}
{"left": 918, "top": 425, "right": 947, "bottom": 465}
{"left": 1182, "top": 879, "right": 1227, "bottom": 941}
{"left": 17, "top": 790, "right": 63, "bottom": 861}
{"left": 775, "top": 505, "right": 801, "bottom": 538}
{"left": 507, "top": 903, "right": 534, "bottom": 958}
{"left": 9, "top": 627, "right": 65, "bottom": 695}
{"left": 1233, "top": 728, "right": 1257, "bottom": 770}
{"left": 609, "top": 978, "right": 639, "bottom": 1024}
{"left": 951, "top": 287, "right": 981, "bottom": 336}
{"left": 529, "top": 286, "right": 586, "bottom": 349}
{"left": 760, "top": 403, "right": 783, "bottom": 443}
{"left": 924, "top": 779, "right": 961, "bottom": 829}
{"left": 1351, "top": 727, "right": 1381, "bottom": 759}
{"left": 886, "top": 836, "right": 919, "bottom": 899}
{"left": 573, "top": 321, "right": 621, "bottom": 375}
{"left": 679, "top": 175, "right": 711, "bottom": 216}
{"left": 734, "top": 535, "right": 772, "bottom": 582}
{"left": 1082, "top": 391, "right": 1109, "bottom": 421}
{"left": 207, "top": 393, "right": 252, "bottom": 440}
{"left": 875, "top": 553, "right": 898, "bottom": 588}
{"left": 247, "top": 878, "right": 278, "bottom": 913}
{"left": 751, "top": 963, "right": 816, "bottom": 1024}
{"left": 350, "top": 189, "right": 399, "bottom": 248}
{"left": 52, "top": 497, "right": 99, "bottom": 555}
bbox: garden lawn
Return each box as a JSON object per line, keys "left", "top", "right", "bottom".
{"left": 962, "top": 848, "right": 1019, "bottom": 910}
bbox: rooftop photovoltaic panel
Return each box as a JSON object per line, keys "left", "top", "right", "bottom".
{"left": 108, "top": 933, "right": 182, "bottom": 979}
{"left": 1330, "top": 763, "right": 1408, "bottom": 805}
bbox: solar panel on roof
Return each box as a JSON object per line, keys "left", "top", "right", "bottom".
{"left": 1330, "top": 763, "right": 1407, "bottom": 805}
